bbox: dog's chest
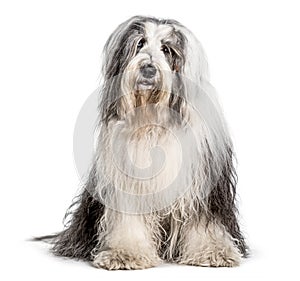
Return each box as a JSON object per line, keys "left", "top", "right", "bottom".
{"left": 110, "top": 124, "right": 182, "bottom": 192}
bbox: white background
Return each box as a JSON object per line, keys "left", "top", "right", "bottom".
{"left": 1, "top": 0, "right": 300, "bottom": 280}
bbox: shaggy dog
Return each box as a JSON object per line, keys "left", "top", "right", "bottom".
{"left": 37, "top": 16, "right": 247, "bottom": 270}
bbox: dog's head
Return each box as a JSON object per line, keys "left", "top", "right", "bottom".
{"left": 121, "top": 20, "right": 185, "bottom": 98}
{"left": 100, "top": 16, "right": 209, "bottom": 123}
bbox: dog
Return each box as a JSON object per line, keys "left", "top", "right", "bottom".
{"left": 38, "top": 16, "right": 247, "bottom": 270}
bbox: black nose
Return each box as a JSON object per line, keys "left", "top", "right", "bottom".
{"left": 140, "top": 64, "right": 157, "bottom": 79}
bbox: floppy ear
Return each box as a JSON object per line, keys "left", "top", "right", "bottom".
{"left": 99, "top": 16, "right": 147, "bottom": 124}
{"left": 174, "top": 27, "right": 209, "bottom": 84}
{"left": 102, "top": 16, "right": 145, "bottom": 79}
{"left": 175, "top": 25, "right": 247, "bottom": 257}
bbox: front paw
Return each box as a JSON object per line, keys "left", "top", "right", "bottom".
{"left": 179, "top": 246, "right": 241, "bottom": 267}
{"left": 93, "top": 249, "right": 161, "bottom": 270}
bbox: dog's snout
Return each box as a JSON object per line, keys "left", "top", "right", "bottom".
{"left": 140, "top": 64, "right": 157, "bottom": 79}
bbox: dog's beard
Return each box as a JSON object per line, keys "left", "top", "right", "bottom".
{"left": 134, "top": 86, "right": 170, "bottom": 108}
{"left": 134, "top": 90, "right": 162, "bottom": 107}
{"left": 133, "top": 76, "right": 162, "bottom": 106}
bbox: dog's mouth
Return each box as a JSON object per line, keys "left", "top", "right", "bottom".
{"left": 135, "top": 79, "right": 156, "bottom": 91}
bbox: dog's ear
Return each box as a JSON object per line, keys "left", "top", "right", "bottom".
{"left": 172, "top": 25, "right": 209, "bottom": 85}
{"left": 102, "top": 17, "right": 145, "bottom": 79}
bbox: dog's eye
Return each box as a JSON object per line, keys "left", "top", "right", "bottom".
{"left": 161, "top": 45, "right": 171, "bottom": 55}
{"left": 137, "top": 38, "right": 145, "bottom": 52}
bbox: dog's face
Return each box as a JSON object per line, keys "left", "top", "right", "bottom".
{"left": 103, "top": 18, "right": 186, "bottom": 107}
{"left": 123, "top": 22, "right": 185, "bottom": 96}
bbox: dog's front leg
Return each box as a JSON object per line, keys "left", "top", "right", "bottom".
{"left": 177, "top": 219, "right": 241, "bottom": 267}
{"left": 93, "top": 209, "right": 161, "bottom": 270}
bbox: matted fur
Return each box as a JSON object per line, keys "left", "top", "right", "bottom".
{"left": 37, "top": 16, "right": 248, "bottom": 269}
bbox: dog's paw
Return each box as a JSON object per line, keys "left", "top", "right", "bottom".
{"left": 179, "top": 245, "right": 241, "bottom": 267}
{"left": 92, "top": 249, "right": 161, "bottom": 270}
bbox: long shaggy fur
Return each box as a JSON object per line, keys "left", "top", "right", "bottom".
{"left": 38, "top": 16, "right": 248, "bottom": 269}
